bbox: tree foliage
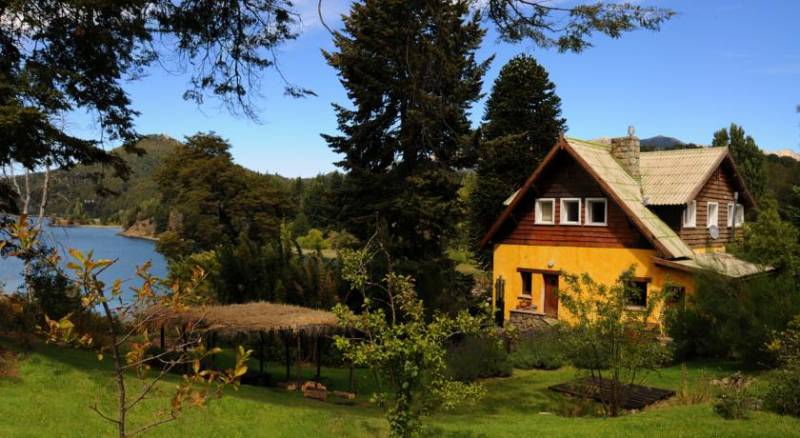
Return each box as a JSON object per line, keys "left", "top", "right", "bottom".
{"left": 3, "top": 217, "right": 251, "bottom": 437}
{"left": 333, "top": 239, "right": 492, "bottom": 437}
{"left": 558, "top": 267, "right": 670, "bottom": 417}
{"left": 468, "top": 55, "right": 566, "bottom": 259}
{"left": 730, "top": 199, "right": 800, "bottom": 276}
{"left": 0, "top": 0, "right": 303, "bottom": 212}
{"left": 487, "top": 0, "right": 675, "bottom": 52}
{"left": 323, "top": 0, "right": 489, "bottom": 258}
{"left": 155, "top": 133, "right": 288, "bottom": 259}
{"left": 712, "top": 123, "right": 768, "bottom": 200}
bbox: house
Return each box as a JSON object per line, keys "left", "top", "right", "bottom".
{"left": 480, "top": 128, "right": 771, "bottom": 331}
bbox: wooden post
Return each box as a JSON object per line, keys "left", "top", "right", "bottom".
{"left": 315, "top": 336, "right": 322, "bottom": 382}
{"left": 348, "top": 362, "right": 354, "bottom": 393}
{"left": 284, "top": 333, "right": 291, "bottom": 381}
{"left": 211, "top": 332, "right": 217, "bottom": 368}
{"left": 259, "top": 331, "right": 265, "bottom": 374}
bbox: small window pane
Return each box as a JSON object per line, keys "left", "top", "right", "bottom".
{"left": 540, "top": 201, "right": 553, "bottom": 223}
{"left": 521, "top": 271, "right": 532, "bottom": 295}
{"left": 561, "top": 199, "right": 581, "bottom": 224}
{"left": 683, "top": 200, "right": 697, "bottom": 227}
{"left": 707, "top": 202, "right": 718, "bottom": 228}
{"left": 727, "top": 203, "right": 734, "bottom": 227}
{"left": 735, "top": 204, "right": 744, "bottom": 225}
{"left": 625, "top": 281, "right": 648, "bottom": 307}
{"left": 587, "top": 199, "right": 607, "bottom": 225}
{"left": 536, "top": 199, "right": 554, "bottom": 224}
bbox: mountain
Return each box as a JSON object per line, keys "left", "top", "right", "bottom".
{"left": 30, "top": 135, "right": 181, "bottom": 224}
{"left": 640, "top": 135, "right": 685, "bottom": 151}
{"left": 774, "top": 149, "right": 800, "bottom": 161}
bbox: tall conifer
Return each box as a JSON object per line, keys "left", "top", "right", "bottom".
{"left": 469, "top": 55, "right": 566, "bottom": 259}
{"left": 322, "top": 0, "right": 490, "bottom": 309}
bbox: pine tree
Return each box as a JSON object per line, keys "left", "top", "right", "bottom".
{"left": 469, "top": 55, "right": 566, "bottom": 259}
{"left": 322, "top": 0, "right": 489, "bottom": 310}
{"left": 712, "top": 123, "right": 767, "bottom": 200}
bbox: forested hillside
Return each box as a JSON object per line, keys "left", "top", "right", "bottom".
{"left": 34, "top": 135, "right": 180, "bottom": 224}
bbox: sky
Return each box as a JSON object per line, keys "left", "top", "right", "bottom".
{"left": 69, "top": 0, "right": 800, "bottom": 177}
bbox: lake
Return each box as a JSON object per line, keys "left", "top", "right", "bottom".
{"left": 0, "top": 223, "right": 168, "bottom": 298}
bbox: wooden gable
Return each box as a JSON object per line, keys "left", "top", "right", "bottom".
{"left": 495, "top": 150, "right": 653, "bottom": 249}
{"left": 651, "top": 159, "right": 749, "bottom": 248}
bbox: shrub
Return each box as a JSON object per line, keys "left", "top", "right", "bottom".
{"left": 675, "top": 364, "right": 712, "bottom": 405}
{"left": 666, "top": 272, "right": 800, "bottom": 368}
{"left": 447, "top": 335, "right": 512, "bottom": 381}
{"left": 713, "top": 373, "right": 760, "bottom": 419}
{"left": 764, "top": 368, "right": 800, "bottom": 417}
{"left": 510, "top": 330, "right": 566, "bottom": 370}
{"left": 0, "top": 348, "right": 19, "bottom": 380}
{"left": 764, "top": 314, "right": 800, "bottom": 417}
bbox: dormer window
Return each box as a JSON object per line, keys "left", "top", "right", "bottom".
{"left": 560, "top": 198, "right": 581, "bottom": 225}
{"left": 683, "top": 200, "right": 697, "bottom": 228}
{"left": 585, "top": 198, "right": 608, "bottom": 226}
{"left": 707, "top": 202, "right": 719, "bottom": 228}
{"left": 535, "top": 198, "right": 555, "bottom": 225}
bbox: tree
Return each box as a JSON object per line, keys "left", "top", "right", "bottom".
{"left": 712, "top": 123, "right": 768, "bottom": 200}
{"left": 468, "top": 55, "right": 566, "bottom": 259}
{"left": 730, "top": 199, "right": 800, "bottom": 276}
{"left": 0, "top": 217, "right": 253, "bottom": 438}
{"left": 155, "top": 133, "right": 288, "bottom": 259}
{"left": 321, "top": 0, "right": 490, "bottom": 308}
{"left": 42, "top": 250, "right": 251, "bottom": 438}
{"left": 0, "top": 0, "right": 306, "bottom": 213}
{"left": 486, "top": 1, "right": 674, "bottom": 52}
{"left": 333, "top": 239, "right": 491, "bottom": 437}
{"left": 323, "top": 0, "right": 489, "bottom": 258}
{"left": 558, "top": 267, "right": 670, "bottom": 417}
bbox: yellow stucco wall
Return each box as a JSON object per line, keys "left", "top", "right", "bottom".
{"left": 492, "top": 244, "right": 695, "bottom": 324}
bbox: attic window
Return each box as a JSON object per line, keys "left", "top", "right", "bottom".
{"left": 707, "top": 202, "right": 719, "bottom": 228}
{"left": 560, "top": 198, "right": 581, "bottom": 225}
{"left": 683, "top": 200, "right": 697, "bottom": 228}
{"left": 728, "top": 203, "right": 744, "bottom": 227}
{"left": 535, "top": 198, "right": 555, "bottom": 225}
{"left": 585, "top": 198, "right": 607, "bottom": 226}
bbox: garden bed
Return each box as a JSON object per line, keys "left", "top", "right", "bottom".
{"left": 549, "top": 377, "right": 675, "bottom": 410}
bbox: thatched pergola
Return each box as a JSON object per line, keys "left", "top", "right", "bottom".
{"left": 149, "top": 302, "right": 343, "bottom": 385}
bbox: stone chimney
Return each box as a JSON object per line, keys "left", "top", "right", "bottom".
{"left": 611, "top": 126, "right": 640, "bottom": 180}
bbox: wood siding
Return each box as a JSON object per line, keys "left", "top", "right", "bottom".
{"left": 498, "top": 152, "right": 652, "bottom": 249}
{"left": 652, "top": 164, "right": 743, "bottom": 248}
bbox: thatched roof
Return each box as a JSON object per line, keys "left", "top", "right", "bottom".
{"left": 148, "top": 301, "right": 340, "bottom": 336}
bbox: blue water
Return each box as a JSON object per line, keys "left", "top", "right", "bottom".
{"left": 0, "top": 223, "right": 167, "bottom": 298}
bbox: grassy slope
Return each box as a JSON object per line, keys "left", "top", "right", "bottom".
{"left": 2, "top": 342, "right": 799, "bottom": 437}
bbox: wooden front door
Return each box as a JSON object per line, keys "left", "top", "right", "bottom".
{"left": 543, "top": 274, "right": 559, "bottom": 317}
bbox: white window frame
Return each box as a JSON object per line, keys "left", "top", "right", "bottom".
{"left": 707, "top": 201, "right": 719, "bottom": 228}
{"left": 735, "top": 203, "right": 744, "bottom": 226}
{"left": 585, "top": 198, "right": 608, "bottom": 226}
{"left": 727, "top": 202, "right": 735, "bottom": 227}
{"left": 683, "top": 200, "right": 697, "bottom": 228}
{"left": 560, "top": 198, "right": 582, "bottom": 225}
{"left": 534, "top": 198, "right": 556, "bottom": 225}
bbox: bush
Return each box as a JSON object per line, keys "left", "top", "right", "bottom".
{"left": 447, "top": 335, "right": 512, "bottom": 381}
{"left": 666, "top": 272, "right": 800, "bottom": 368}
{"left": 510, "top": 330, "right": 566, "bottom": 370}
{"left": 764, "top": 314, "right": 800, "bottom": 417}
{"left": 764, "top": 368, "right": 800, "bottom": 417}
{"left": 713, "top": 373, "right": 760, "bottom": 419}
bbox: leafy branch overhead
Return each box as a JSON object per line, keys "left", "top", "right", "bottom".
{"left": 487, "top": 1, "right": 676, "bottom": 52}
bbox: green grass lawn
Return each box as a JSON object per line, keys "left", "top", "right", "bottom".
{"left": 2, "top": 341, "right": 799, "bottom": 437}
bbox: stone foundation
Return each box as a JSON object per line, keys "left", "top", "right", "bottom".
{"left": 509, "top": 309, "right": 559, "bottom": 333}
